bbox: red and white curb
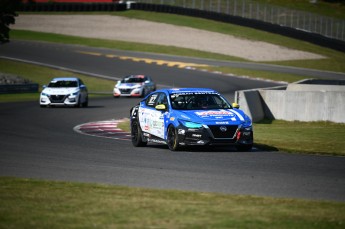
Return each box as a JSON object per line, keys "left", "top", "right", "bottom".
{"left": 73, "top": 118, "right": 131, "bottom": 141}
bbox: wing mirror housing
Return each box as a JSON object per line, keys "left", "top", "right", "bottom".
{"left": 155, "top": 104, "right": 166, "bottom": 111}
{"left": 232, "top": 102, "right": 240, "bottom": 109}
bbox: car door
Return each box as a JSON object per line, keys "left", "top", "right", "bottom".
{"left": 138, "top": 92, "right": 168, "bottom": 139}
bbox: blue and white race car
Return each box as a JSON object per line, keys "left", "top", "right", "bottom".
{"left": 130, "top": 88, "right": 253, "bottom": 151}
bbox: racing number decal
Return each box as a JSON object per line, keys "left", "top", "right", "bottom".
{"left": 148, "top": 94, "right": 158, "bottom": 106}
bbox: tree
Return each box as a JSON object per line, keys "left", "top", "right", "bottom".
{"left": 0, "top": 0, "right": 21, "bottom": 43}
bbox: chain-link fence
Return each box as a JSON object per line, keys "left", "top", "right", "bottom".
{"left": 133, "top": 0, "right": 345, "bottom": 42}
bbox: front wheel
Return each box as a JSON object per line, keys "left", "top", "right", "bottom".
{"left": 131, "top": 120, "right": 147, "bottom": 147}
{"left": 167, "top": 126, "right": 180, "bottom": 151}
{"left": 81, "top": 96, "right": 88, "bottom": 108}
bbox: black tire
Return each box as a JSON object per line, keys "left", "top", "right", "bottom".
{"left": 236, "top": 144, "right": 253, "bottom": 152}
{"left": 131, "top": 120, "right": 147, "bottom": 147}
{"left": 167, "top": 125, "right": 180, "bottom": 151}
{"left": 81, "top": 96, "right": 88, "bottom": 108}
{"left": 141, "top": 89, "right": 146, "bottom": 98}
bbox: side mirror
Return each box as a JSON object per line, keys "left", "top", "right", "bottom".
{"left": 232, "top": 102, "right": 240, "bottom": 109}
{"left": 155, "top": 104, "right": 166, "bottom": 111}
{"left": 42, "top": 85, "right": 47, "bottom": 89}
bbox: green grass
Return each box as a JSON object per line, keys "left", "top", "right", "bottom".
{"left": 256, "top": 0, "right": 345, "bottom": 19}
{"left": 0, "top": 59, "right": 115, "bottom": 102}
{"left": 136, "top": 0, "right": 345, "bottom": 19}
{"left": 118, "top": 119, "right": 345, "bottom": 156}
{"left": 1, "top": 177, "right": 344, "bottom": 229}
{"left": 253, "top": 120, "right": 345, "bottom": 156}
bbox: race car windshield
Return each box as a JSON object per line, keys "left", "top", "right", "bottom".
{"left": 48, "top": 80, "right": 78, "bottom": 88}
{"left": 122, "top": 77, "right": 145, "bottom": 83}
{"left": 170, "top": 93, "right": 232, "bottom": 110}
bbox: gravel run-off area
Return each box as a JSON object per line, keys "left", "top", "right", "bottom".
{"left": 12, "top": 14, "right": 325, "bottom": 62}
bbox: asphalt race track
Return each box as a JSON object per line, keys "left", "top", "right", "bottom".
{"left": 1, "top": 40, "right": 345, "bottom": 202}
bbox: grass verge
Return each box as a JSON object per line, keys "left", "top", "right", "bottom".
{"left": 118, "top": 119, "right": 345, "bottom": 156}
{"left": 0, "top": 59, "right": 115, "bottom": 102}
{"left": 1, "top": 177, "right": 344, "bottom": 229}
{"left": 253, "top": 119, "right": 345, "bottom": 156}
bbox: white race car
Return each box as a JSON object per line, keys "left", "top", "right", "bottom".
{"left": 40, "top": 77, "right": 88, "bottom": 107}
{"left": 113, "top": 75, "right": 156, "bottom": 98}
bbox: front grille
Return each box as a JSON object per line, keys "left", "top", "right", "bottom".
{"left": 208, "top": 125, "right": 238, "bottom": 139}
{"left": 49, "top": 95, "right": 68, "bottom": 103}
{"left": 120, "top": 89, "right": 131, "bottom": 94}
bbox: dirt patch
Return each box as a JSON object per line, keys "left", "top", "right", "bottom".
{"left": 12, "top": 14, "right": 325, "bottom": 62}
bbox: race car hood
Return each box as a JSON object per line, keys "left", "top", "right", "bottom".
{"left": 117, "top": 83, "right": 142, "bottom": 89}
{"left": 42, "top": 87, "right": 78, "bottom": 95}
{"left": 174, "top": 109, "right": 250, "bottom": 126}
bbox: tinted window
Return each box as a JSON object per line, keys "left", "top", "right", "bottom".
{"left": 122, "top": 76, "right": 145, "bottom": 83}
{"left": 156, "top": 93, "right": 168, "bottom": 107}
{"left": 170, "top": 93, "right": 231, "bottom": 110}
{"left": 48, "top": 80, "right": 78, "bottom": 88}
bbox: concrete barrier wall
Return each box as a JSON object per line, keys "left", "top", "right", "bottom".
{"left": 235, "top": 90, "right": 264, "bottom": 122}
{"left": 0, "top": 83, "right": 39, "bottom": 94}
{"left": 260, "top": 90, "right": 345, "bottom": 123}
{"left": 236, "top": 84, "right": 345, "bottom": 123}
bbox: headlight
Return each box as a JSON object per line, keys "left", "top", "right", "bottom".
{"left": 71, "top": 91, "right": 79, "bottom": 96}
{"left": 179, "top": 120, "right": 203, "bottom": 129}
{"left": 41, "top": 92, "right": 49, "bottom": 96}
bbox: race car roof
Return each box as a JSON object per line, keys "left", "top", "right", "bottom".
{"left": 165, "top": 88, "right": 217, "bottom": 94}
{"left": 51, "top": 77, "right": 79, "bottom": 82}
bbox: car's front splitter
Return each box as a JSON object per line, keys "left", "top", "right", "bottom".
{"left": 175, "top": 125, "right": 253, "bottom": 147}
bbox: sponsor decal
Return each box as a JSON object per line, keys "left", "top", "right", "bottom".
{"left": 170, "top": 117, "right": 175, "bottom": 121}
{"left": 192, "top": 134, "right": 202, "bottom": 138}
{"left": 216, "top": 121, "right": 229, "bottom": 124}
{"left": 195, "top": 110, "right": 234, "bottom": 117}
{"left": 171, "top": 92, "right": 219, "bottom": 97}
{"left": 148, "top": 138, "right": 167, "bottom": 144}
{"left": 181, "top": 115, "right": 190, "bottom": 120}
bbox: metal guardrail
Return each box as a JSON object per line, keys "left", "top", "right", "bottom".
{"left": 0, "top": 84, "right": 39, "bottom": 94}
{"left": 134, "top": 0, "right": 345, "bottom": 42}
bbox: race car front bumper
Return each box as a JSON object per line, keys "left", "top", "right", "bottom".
{"left": 40, "top": 94, "right": 79, "bottom": 106}
{"left": 175, "top": 124, "right": 253, "bottom": 147}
